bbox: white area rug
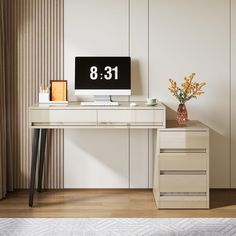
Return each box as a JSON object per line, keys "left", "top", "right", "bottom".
{"left": 0, "top": 218, "right": 236, "bottom": 236}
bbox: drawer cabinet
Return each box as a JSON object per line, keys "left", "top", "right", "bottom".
{"left": 153, "top": 120, "right": 209, "bottom": 209}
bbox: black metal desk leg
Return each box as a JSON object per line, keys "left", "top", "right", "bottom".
{"left": 38, "top": 129, "right": 47, "bottom": 193}
{"left": 29, "top": 129, "right": 40, "bottom": 207}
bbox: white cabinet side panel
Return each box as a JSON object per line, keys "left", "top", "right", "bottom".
{"left": 130, "top": 129, "right": 149, "bottom": 188}
{"left": 148, "top": 129, "right": 155, "bottom": 188}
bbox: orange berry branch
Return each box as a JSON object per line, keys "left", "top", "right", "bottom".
{"left": 168, "top": 73, "right": 206, "bottom": 104}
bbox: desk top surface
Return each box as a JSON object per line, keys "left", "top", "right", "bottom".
{"left": 164, "top": 120, "right": 209, "bottom": 131}
{"left": 30, "top": 101, "right": 165, "bottom": 110}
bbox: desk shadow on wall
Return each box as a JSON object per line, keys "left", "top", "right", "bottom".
{"left": 165, "top": 105, "right": 177, "bottom": 121}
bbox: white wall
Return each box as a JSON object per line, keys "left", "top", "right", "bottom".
{"left": 65, "top": 0, "right": 234, "bottom": 188}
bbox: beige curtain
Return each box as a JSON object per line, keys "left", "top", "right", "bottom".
{"left": 0, "top": 0, "right": 64, "bottom": 196}
{"left": 0, "top": 0, "right": 6, "bottom": 199}
{"left": 0, "top": 0, "right": 13, "bottom": 200}
{"left": 0, "top": 0, "right": 64, "bottom": 194}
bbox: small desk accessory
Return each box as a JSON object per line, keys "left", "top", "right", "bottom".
{"left": 146, "top": 98, "right": 158, "bottom": 106}
{"left": 39, "top": 85, "right": 50, "bottom": 103}
{"left": 51, "top": 80, "right": 68, "bottom": 102}
{"left": 130, "top": 102, "right": 137, "bottom": 107}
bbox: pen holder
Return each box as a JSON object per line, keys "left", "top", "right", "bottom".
{"left": 39, "top": 92, "right": 50, "bottom": 103}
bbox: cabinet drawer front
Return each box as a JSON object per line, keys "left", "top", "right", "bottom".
{"left": 30, "top": 110, "right": 97, "bottom": 123}
{"left": 159, "top": 131, "right": 208, "bottom": 149}
{"left": 159, "top": 153, "right": 207, "bottom": 171}
{"left": 97, "top": 110, "right": 132, "bottom": 123}
{"left": 135, "top": 110, "right": 164, "bottom": 123}
{"left": 158, "top": 199, "right": 208, "bottom": 209}
{"left": 159, "top": 175, "right": 207, "bottom": 192}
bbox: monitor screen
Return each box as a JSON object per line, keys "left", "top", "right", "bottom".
{"left": 75, "top": 57, "right": 131, "bottom": 95}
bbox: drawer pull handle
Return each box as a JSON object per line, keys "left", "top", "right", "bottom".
{"left": 160, "top": 148, "right": 206, "bottom": 153}
{"left": 160, "top": 192, "right": 207, "bottom": 196}
{"left": 160, "top": 170, "right": 206, "bottom": 175}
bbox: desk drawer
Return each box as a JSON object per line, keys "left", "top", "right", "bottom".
{"left": 159, "top": 174, "right": 207, "bottom": 193}
{"left": 97, "top": 109, "right": 164, "bottom": 124}
{"left": 135, "top": 110, "right": 164, "bottom": 123}
{"left": 98, "top": 110, "right": 133, "bottom": 123}
{"left": 30, "top": 109, "right": 97, "bottom": 123}
{"left": 159, "top": 131, "right": 208, "bottom": 149}
{"left": 159, "top": 153, "right": 207, "bottom": 171}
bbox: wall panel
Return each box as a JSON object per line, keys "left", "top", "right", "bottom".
{"left": 64, "top": 0, "right": 130, "bottom": 188}
{"left": 149, "top": 0, "right": 230, "bottom": 188}
{"left": 130, "top": 0, "right": 149, "bottom": 101}
{"left": 64, "top": 129, "right": 129, "bottom": 188}
{"left": 64, "top": 0, "right": 129, "bottom": 102}
{"left": 5, "top": 0, "right": 64, "bottom": 189}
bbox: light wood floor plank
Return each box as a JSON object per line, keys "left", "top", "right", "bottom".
{"left": 0, "top": 189, "right": 236, "bottom": 218}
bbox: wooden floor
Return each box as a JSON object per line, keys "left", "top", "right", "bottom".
{"left": 1, "top": 189, "right": 236, "bottom": 218}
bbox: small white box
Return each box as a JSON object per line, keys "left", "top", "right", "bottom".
{"left": 39, "top": 93, "right": 50, "bottom": 103}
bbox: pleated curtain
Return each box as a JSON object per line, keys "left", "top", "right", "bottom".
{"left": 0, "top": 0, "right": 64, "bottom": 199}
{"left": 0, "top": 0, "right": 14, "bottom": 200}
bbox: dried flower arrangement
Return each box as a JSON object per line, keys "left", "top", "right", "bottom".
{"left": 168, "top": 73, "right": 206, "bottom": 104}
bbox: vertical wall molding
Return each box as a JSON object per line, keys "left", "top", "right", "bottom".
{"left": 5, "top": 0, "right": 64, "bottom": 189}
{"left": 230, "top": 0, "right": 236, "bottom": 187}
{"left": 229, "top": 0, "right": 232, "bottom": 188}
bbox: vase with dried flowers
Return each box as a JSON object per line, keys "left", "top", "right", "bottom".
{"left": 168, "top": 73, "right": 206, "bottom": 125}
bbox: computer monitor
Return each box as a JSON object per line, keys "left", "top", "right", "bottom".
{"left": 75, "top": 57, "right": 131, "bottom": 96}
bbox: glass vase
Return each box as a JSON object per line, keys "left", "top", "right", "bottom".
{"left": 176, "top": 103, "right": 188, "bottom": 125}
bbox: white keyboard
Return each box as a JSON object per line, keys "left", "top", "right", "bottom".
{"left": 80, "top": 101, "right": 119, "bottom": 106}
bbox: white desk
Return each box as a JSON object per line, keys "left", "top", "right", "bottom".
{"left": 28, "top": 102, "right": 166, "bottom": 206}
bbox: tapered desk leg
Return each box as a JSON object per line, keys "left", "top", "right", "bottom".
{"left": 38, "top": 129, "right": 47, "bottom": 193}
{"left": 29, "top": 129, "right": 40, "bottom": 207}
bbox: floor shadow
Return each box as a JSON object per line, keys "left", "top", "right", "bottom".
{"left": 210, "top": 189, "right": 236, "bottom": 209}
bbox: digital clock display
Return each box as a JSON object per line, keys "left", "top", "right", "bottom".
{"left": 75, "top": 57, "right": 131, "bottom": 90}
{"left": 89, "top": 66, "right": 118, "bottom": 80}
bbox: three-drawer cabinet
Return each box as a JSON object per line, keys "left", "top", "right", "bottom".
{"left": 153, "top": 120, "right": 209, "bottom": 209}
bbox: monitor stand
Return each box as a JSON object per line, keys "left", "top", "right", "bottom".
{"left": 80, "top": 96, "right": 119, "bottom": 106}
